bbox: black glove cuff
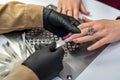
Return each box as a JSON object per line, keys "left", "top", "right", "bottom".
{"left": 22, "top": 55, "right": 62, "bottom": 80}
{"left": 22, "top": 57, "right": 42, "bottom": 79}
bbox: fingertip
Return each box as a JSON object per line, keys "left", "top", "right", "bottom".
{"left": 78, "top": 22, "right": 93, "bottom": 30}
{"left": 73, "top": 9, "right": 79, "bottom": 20}
{"left": 34, "top": 44, "right": 40, "bottom": 50}
{"left": 87, "top": 11, "right": 90, "bottom": 15}
{"left": 51, "top": 46, "right": 64, "bottom": 58}
{"left": 57, "top": 2, "right": 61, "bottom": 10}
{"left": 82, "top": 16, "right": 91, "bottom": 22}
{"left": 82, "top": 16, "right": 88, "bottom": 22}
{"left": 74, "top": 15, "right": 79, "bottom": 20}
{"left": 73, "top": 39, "right": 78, "bottom": 43}
{"left": 68, "top": 36, "right": 73, "bottom": 42}
{"left": 87, "top": 47, "right": 93, "bottom": 51}
{"left": 83, "top": 11, "right": 90, "bottom": 15}
{"left": 82, "top": 16, "right": 86, "bottom": 20}
{"left": 87, "top": 39, "right": 106, "bottom": 51}
{"left": 62, "top": 10, "right": 66, "bottom": 15}
{"left": 67, "top": 10, "right": 73, "bottom": 17}
{"left": 80, "top": 4, "right": 89, "bottom": 15}
{"left": 74, "top": 12, "right": 79, "bottom": 20}
{"left": 57, "top": 7, "right": 62, "bottom": 12}
{"left": 57, "top": 4, "right": 61, "bottom": 11}
{"left": 49, "top": 42, "right": 56, "bottom": 52}
{"left": 82, "top": 16, "right": 89, "bottom": 22}
{"left": 56, "top": 47, "right": 65, "bottom": 56}
{"left": 57, "top": 47, "right": 64, "bottom": 52}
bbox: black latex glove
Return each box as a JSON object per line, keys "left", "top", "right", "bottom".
{"left": 43, "top": 8, "right": 81, "bottom": 37}
{"left": 22, "top": 42, "right": 64, "bottom": 80}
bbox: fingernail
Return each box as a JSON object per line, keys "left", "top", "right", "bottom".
{"left": 87, "top": 47, "right": 92, "bottom": 51}
{"left": 64, "top": 36, "right": 72, "bottom": 42}
{"left": 62, "top": 34, "right": 71, "bottom": 40}
{"left": 69, "top": 36, "right": 72, "bottom": 41}
{"left": 73, "top": 39, "right": 78, "bottom": 43}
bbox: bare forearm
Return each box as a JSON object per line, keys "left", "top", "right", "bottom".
{"left": 3, "top": 65, "right": 39, "bottom": 80}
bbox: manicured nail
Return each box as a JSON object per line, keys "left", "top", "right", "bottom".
{"left": 64, "top": 36, "right": 72, "bottom": 42}
{"left": 73, "top": 39, "right": 78, "bottom": 43}
{"left": 87, "top": 47, "right": 92, "bottom": 51}
{"left": 62, "top": 33, "right": 72, "bottom": 40}
{"left": 68, "top": 36, "right": 72, "bottom": 42}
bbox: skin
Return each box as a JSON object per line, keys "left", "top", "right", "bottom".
{"left": 71, "top": 17, "right": 120, "bottom": 51}
{"left": 57, "top": 0, "right": 89, "bottom": 19}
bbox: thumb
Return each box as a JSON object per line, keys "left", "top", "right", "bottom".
{"left": 54, "top": 47, "right": 64, "bottom": 59}
{"left": 34, "top": 44, "right": 42, "bottom": 50}
{"left": 80, "top": 4, "right": 89, "bottom": 15}
{"left": 49, "top": 42, "right": 56, "bottom": 52}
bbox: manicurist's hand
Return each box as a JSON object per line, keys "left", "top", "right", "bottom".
{"left": 43, "top": 8, "right": 81, "bottom": 37}
{"left": 23, "top": 42, "right": 65, "bottom": 80}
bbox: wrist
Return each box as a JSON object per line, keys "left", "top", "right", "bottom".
{"left": 22, "top": 57, "right": 42, "bottom": 79}
{"left": 20, "top": 65, "right": 39, "bottom": 80}
{"left": 43, "top": 8, "right": 53, "bottom": 29}
{"left": 4, "top": 65, "right": 39, "bottom": 80}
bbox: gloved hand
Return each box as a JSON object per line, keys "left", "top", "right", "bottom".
{"left": 43, "top": 8, "right": 81, "bottom": 37}
{"left": 22, "top": 42, "right": 64, "bottom": 80}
